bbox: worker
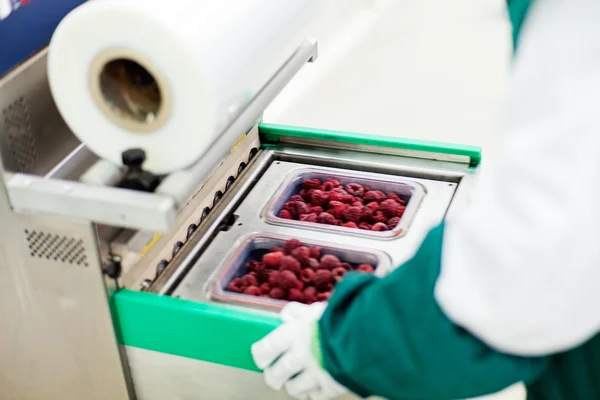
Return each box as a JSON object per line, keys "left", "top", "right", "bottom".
{"left": 251, "top": 1, "right": 600, "bottom": 399}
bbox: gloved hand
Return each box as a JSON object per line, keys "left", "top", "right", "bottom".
{"left": 251, "top": 302, "right": 349, "bottom": 400}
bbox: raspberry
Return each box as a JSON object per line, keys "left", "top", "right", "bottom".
{"left": 317, "top": 292, "right": 331, "bottom": 302}
{"left": 356, "top": 264, "right": 375, "bottom": 273}
{"left": 268, "top": 271, "right": 281, "bottom": 287}
{"left": 312, "top": 270, "right": 333, "bottom": 291}
{"left": 327, "top": 201, "right": 345, "bottom": 210}
{"left": 242, "top": 274, "right": 259, "bottom": 287}
{"left": 329, "top": 205, "right": 348, "bottom": 219}
{"left": 345, "top": 183, "right": 365, "bottom": 197}
{"left": 291, "top": 246, "right": 311, "bottom": 265}
{"left": 284, "top": 239, "right": 303, "bottom": 254}
{"left": 307, "top": 258, "right": 320, "bottom": 270}
{"left": 318, "top": 212, "right": 337, "bottom": 225}
{"left": 281, "top": 256, "right": 302, "bottom": 276}
{"left": 343, "top": 206, "right": 362, "bottom": 223}
{"left": 340, "top": 262, "right": 352, "bottom": 270}
{"left": 366, "top": 202, "right": 380, "bottom": 211}
{"left": 270, "top": 247, "right": 284, "bottom": 254}
{"left": 303, "top": 178, "right": 321, "bottom": 190}
{"left": 263, "top": 251, "right": 284, "bottom": 269}
{"left": 277, "top": 270, "right": 299, "bottom": 290}
{"left": 372, "top": 211, "right": 388, "bottom": 224}
{"left": 299, "top": 189, "right": 311, "bottom": 202}
{"left": 387, "top": 192, "right": 407, "bottom": 205}
{"left": 278, "top": 210, "right": 292, "bottom": 219}
{"left": 341, "top": 194, "right": 355, "bottom": 204}
{"left": 299, "top": 213, "right": 318, "bottom": 223}
{"left": 380, "top": 199, "right": 402, "bottom": 217}
{"left": 364, "top": 190, "right": 386, "bottom": 203}
{"left": 309, "top": 247, "right": 321, "bottom": 259}
{"left": 332, "top": 267, "right": 347, "bottom": 280}
{"left": 259, "top": 283, "right": 271, "bottom": 294}
{"left": 320, "top": 254, "right": 342, "bottom": 270}
{"left": 321, "top": 179, "right": 341, "bottom": 191}
{"left": 227, "top": 278, "right": 244, "bottom": 293}
{"left": 244, "top": 286, "right": 261, "bottom": 296}
{"left": 289, "top": 195, "right": 304, "bottom": 203}
{"left": 295, "top": 280, "right": 305, "bottom": 290}
{"left": 358, "top": 222, "right": 372, "bottom": 230}
{"left": 246, "top": 260, "right": 261, "bottom": 272}
{"left": 352, "top": 201, "right": 364, "bottom": 209}
{"left": 303, "top": 286, "right": 318, "bottom": 304}
{"left": 311, "top": 206, "right": 324, "bottom": 214}
{"left": 285, "top": 201, "right": 310, "bottom": 217}
{"left": 310, "top": 190, "right": 329, "bottom": 206}
{"left": 360, "top": 206, "right": 374, "bottom": 222}
{"left": 269, "top": 287, "right": 286, "bottom": 299}
{"left": 300, "top": 268, "right": 316, "bottom": 283}
{"left": 342, "top": 221, "right": 357, "bottom": 229}
{"left": 327, "top": 190, "right": 344, "bottom": 202}
{"left": 386, "top": 217, "right": 400, "bottom": 229}
{"left": 372, "top": 222, "right": 388, "bottom": 231}
{"left": 288, "top": 288, "right": 305, "bottom": 302}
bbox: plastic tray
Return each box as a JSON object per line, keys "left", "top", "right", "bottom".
{"left": 263, "top": 168, "right": 425, "bottom": 239}
{"left": 208, "top": 233, "right": 391, "bottom": 311}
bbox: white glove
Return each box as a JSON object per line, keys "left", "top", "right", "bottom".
{"left": 252, "top": 302, "right": 349, "bottom": 400}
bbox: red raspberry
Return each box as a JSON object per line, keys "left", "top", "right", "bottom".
{"left": 327, "top": 191, "right": 344, "bottom": 202}
{"left": 281, "top": 256, "right": 302, "bottom": 276}
{"left": 299, "top": 213, "right": 318, "bottom": 223}
{"left": 340, "top": 194, "right": 355, "bottom": 204}
{"left": 227, "top": 278, "right": 244, "bottom": 293}
{"left": 295, "top": 280, "right": 305, "bottom": 290}
{"left": 332, "top": 267, "right": 347, "bottom": 280}
{"left": 321, "top": 179, "right": 341, "bottom": 191}
{"left": 372, "top": 211, "right": 388, "bottom": 224}
{"left": 303, "top": 178, "right": 321, "bottom": 190}
{"left": 318, "top": 212, "right": 337, "bottom": 225}
{"left": 278, "top": 270, "right": 299, "bottom": 290}
{"left": 303, "top": 286, "right": 318, "bottom": 304}
{"left": 343, "top": 206, "right": 362, "bottom": 223}
{"left": 288, "top": 288, "right": 305, "bottom": 303}
{"left": 300, "top": 268, "right": 316, "bottom": 283}
{"left": 340, "top": 262, "right": 352, "bottom": 270}
{"left": 387, "top": 216, "right": 401, "bottom": 229}
{"left": 380, "top": 199, "right": 402, "bottom": 217}
{"left": 342, "top": 221, "right": 358, "bottom": 229}
{"left": 312, "top": 270, "right": 333, "bottom": 291}
{"left": 307, "top": 258, "right": 320, "bottom": 270}
{"left": 364, "top": 190, "right": 386, "bottom": 203}
{"left": 242, "top": 274, "right": 259, "bottom": 287}
{"left": 311, "top": 206, "right": 324, "bottom": 214}
{"left": 289, "top": 195, "right": 305, "bottom": 203}
{"left": 270, "top": 247, "right": 284, "bottom": 253}
{"left": 345, "top": 183, "right": 365, "bottom": 197}
{"left": 246, "top": 260, "right": 261, "bottom": 272}
{"left": 317, "top": 292, "right": 331, "bottom": 302}
{"left": 263, "top": 251, "right": 284, "bottom": 269}
{"left": 284, "top": 239, "right": 303, "bottom": 254}
{"left": 309, "top": 247, "right": 321, "bottom": 259}
{"left": 372, "top": 222, "right": 388, "bottom": 231}
{"left": 356, "top": 264, "right": 375, "bottom": 273}
{"left": 256, "top": 268, "right": 270, "bottom": 283}
{"left": 259, "top": 283, "right": 271, "bottom": 294}
{"left": 329, "top": 205, "right": 349, "bottom": 219}
{"left": 352, "top": 201, "right": 364, "bottom": 208}
{"left": 278, "top": 210, "right": 293, "bottom": 219}
{"left": 244, "top": 286, "right": 261, "bottom": 296}
{"left": 285, "top": 201, "right": 310, "bottom": 217}
{"left": 269, "top": 287, "right": 286, "bottom": 299}
{"left": 387, "top": 192, "right": 407, "bottom": 205}
{"left": 360, "top": 206, "right": 374, "bottom": 222}
{"left": 358, "top": 222, "right": 372, "bottom": 230}
{"left": 365, "top": 202, "right": 380, "bottom": 211}
{"left": 291, "top": 246, "right": 311, "bottom": 264}
{"left": 310, "top": 190, "right": 329, "bottom": 206}
{"left": 320, "top": 254, "right": 342, "bottom": 270}
{"left": 327, "top": 200, "right": 345, "bottom": 210}
{"left": 299, "top": 189, "right": 311, "bottom": 202}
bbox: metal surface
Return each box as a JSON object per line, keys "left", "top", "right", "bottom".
{"left": 172, "top": 147, "right": 459, "bottom": 301}
{"left": 208, "top": 232, "right": 392, "bottom": 311}
{"left": 264, "top": 167, "right": 425, "bottom": 239}
{"left": 157, "top": 38, "right": 318, "bottom": 206}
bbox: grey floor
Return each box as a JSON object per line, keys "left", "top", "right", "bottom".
{"left": 265, "top": 1, "right": 523, "bottom": 398}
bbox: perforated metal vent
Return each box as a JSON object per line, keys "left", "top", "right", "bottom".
{"left": 25, "top": 230, "right": 89, "bottom": 267}
{"left": 3, "top": 97, "right": 38, "bottom": 172}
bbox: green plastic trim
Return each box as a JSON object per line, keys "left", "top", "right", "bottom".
{"left": 113, "top": 290, "right": 280, "bottom": 372}
{"left": 258, "top": 123, "right": 481, "bottom": 167}
{"left": 508, "top": 0, "right": 533, "bottom": 50}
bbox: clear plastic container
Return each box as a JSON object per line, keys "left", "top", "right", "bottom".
{"left": 208, "top": 233, "right": 390, "bottom": 310}
{"left": 263, "top": 168, "right": 425, "bottom": 238}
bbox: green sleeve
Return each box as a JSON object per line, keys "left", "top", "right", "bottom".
{"left": 318, "top": 224, "right": 549, "bottom": 399}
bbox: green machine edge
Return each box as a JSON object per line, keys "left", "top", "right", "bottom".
{"left": 112, "top": 124, "right": 483, "bottom": 372}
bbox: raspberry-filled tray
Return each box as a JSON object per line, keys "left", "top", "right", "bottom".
{"left": 264, "top": 168, "right": 425, "bottom": 238}
{"left": 208, "top": 234, "right": 391, "bottom": 311}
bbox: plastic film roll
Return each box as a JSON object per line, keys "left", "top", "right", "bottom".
{"left": 48, "top": 0, "right": 317, "bottom": 174}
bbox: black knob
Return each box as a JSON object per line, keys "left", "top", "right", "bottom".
{"left": 119, "top": 148, "right": 160, "bottom": 192}
{"left": 122, "top": 148, "right": 146, "bottom": 170}
{"left": 103, "top": 256, "right": 122, "bottom": 279}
